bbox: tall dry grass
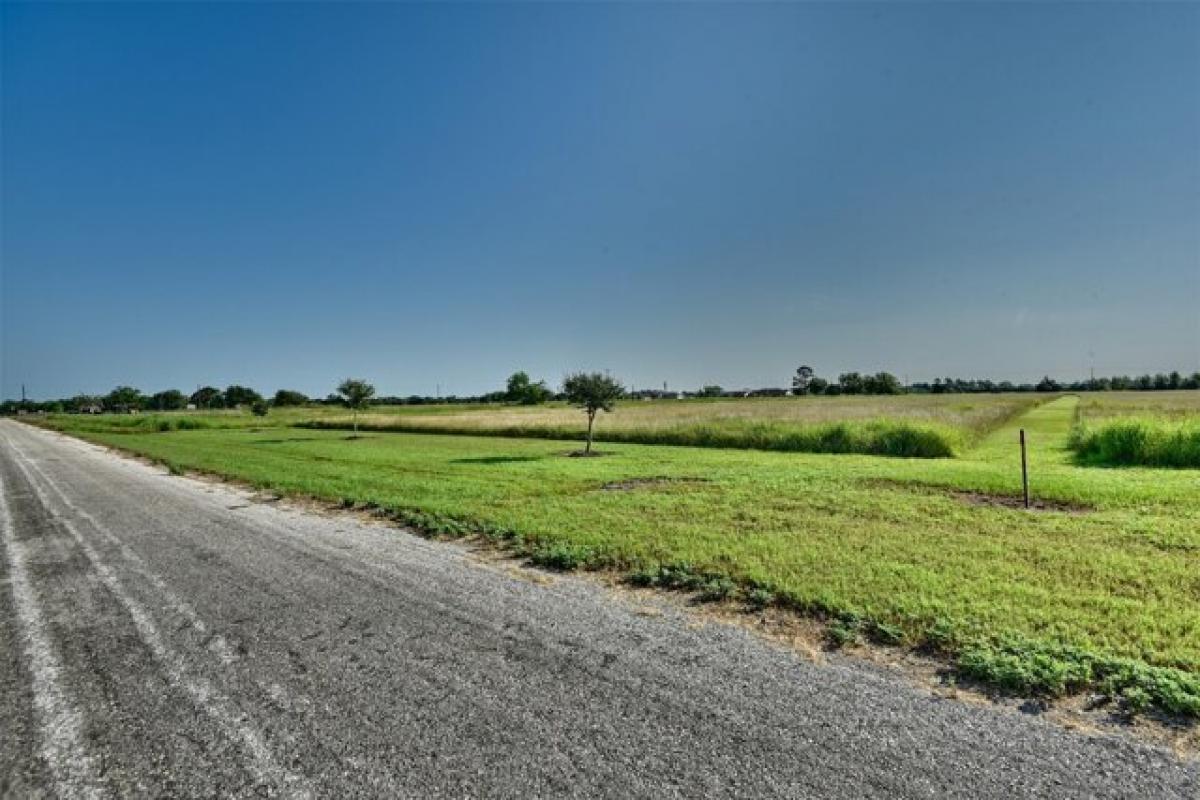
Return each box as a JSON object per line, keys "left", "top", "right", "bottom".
{"left": 301, "top": 394, "right": 1041, "bottom": 457}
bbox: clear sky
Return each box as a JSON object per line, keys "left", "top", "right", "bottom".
{"left": 2, "top": 2, "right": 1197, "bottom": 400}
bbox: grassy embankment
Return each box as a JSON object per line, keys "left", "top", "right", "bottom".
{"left": 299, "top": 394, "right": 1043, "bottom": 458}
{"left": 1070, "top": 391, "right": 1200, "bottom": 468}
{"left": 30, "top": 395, "right": 1200, "bottom": 717}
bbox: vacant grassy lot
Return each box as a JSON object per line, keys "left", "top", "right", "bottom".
{"left": 1071, "top": 391, "right": 1200, "bottom": 468}
{"left": 31, "top": 395, "right": 1200, "bottom": 715}
{"left": 301, "top": 394, "right": 1043, "bottom": 458}
{"left": 1076, "top": 390, "right": 1200, "bottom": 422}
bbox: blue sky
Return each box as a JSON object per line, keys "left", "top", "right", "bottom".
{"left": 2, "top": 2, "right": 1197, "bottom": 399}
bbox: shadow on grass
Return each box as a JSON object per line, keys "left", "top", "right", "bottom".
{"left": 449, "top": 455, "right": 545, "bottom": 465}
{"left": 247, "top": 437, "right": 324, "bottom": 445}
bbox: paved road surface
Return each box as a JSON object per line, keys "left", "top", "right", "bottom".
{"left": 1, "top": 419, "right": 1195, "bottom": 798}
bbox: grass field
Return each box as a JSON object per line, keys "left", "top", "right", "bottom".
{"left": 1071, "top": 391, "right": 1200, "bottom": 468}
{"left": 299, "top": 394, "right": 1043, "bottom": 458}
{"left": 29, "top": 394, "right": 1200, "bottom": 716}
{"left": 1076, "top": 391, "right": 1200, "bottom": 422}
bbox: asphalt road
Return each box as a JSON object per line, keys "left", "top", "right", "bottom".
{"left": 0, "top": 419, "right": 1195, "bottom": 799}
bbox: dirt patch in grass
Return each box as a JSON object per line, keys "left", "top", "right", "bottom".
{"left": 600, "top": 476, "right": 711, "bottom": 492}
{"left": 950, "top": 490, "right": 1092, "bottom": 514}
{"left": 868, "top": 478, "right": 1093, "bottom": 514}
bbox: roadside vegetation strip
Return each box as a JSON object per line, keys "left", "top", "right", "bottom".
{"left": 28, "top": 397, "right": 1200, "bottom": 719}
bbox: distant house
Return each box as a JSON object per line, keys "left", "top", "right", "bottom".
{"left": 80, "top": 404, "right": 102, "bottom": 415}
{"left": 629, "top": 389, "right": 683, "bottom": 401}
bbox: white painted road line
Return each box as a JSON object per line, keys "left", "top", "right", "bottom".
{"left": 3, "top": 433, "right": 314, "bottom": 800}
{"left": 0, "top": 470, "right": 105, "bottom": 799}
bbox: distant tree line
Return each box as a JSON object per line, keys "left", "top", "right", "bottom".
{"left": 4, "top": 368, "right": 1199, "bottom": 415}
{"left": 912, "top": 371, "right": 1200, "bottom": 394}
{"left": 0, "top": 384, "right": 315, "bottom": 415}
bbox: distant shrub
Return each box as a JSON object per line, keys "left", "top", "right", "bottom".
{"left": 505, "top": 372, "right": 552, "bottom": 405}
{"left": 251, "top": 400, "right": 269, "bottom": 417}
{"left": 273, "top": 389, "right": 309, "bottom": 406}
{"left": 1070, "top": 419, "right": 1200, "bottom": 468}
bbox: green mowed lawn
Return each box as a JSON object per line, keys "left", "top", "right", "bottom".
{"left": 36, "top": 396, "right": 1200, "bottom": 713}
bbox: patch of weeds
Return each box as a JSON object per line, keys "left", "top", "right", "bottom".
{"left": 867, "top": 620, "right": 905, "bottom": 646}
{"left": 696, "top": 577, "right": 736, "bottom": 603}
{"left": 529, "top": 543, "right": 597, "bottom": 571}
{"left": 628, "top": 562, "right": 697, "bottom": 590}
{"left": 1119, "top": 686, "right": 1152, "bottom": 714}
{"left": 956, "top": 643, "right": 1091, "bottom": 696}
{"left": 393, "top": 509, "right": 470, "bottom": 538}
{"left": 627, "top": 566, "right": 661, "bottom": 587}
{"left": 626, "top": 562, "right": 742, "bottom": 604}
{"left": 954, "top": 635, "right": 1200, "bottom": 717}
{"left": 746, "top": 588, "right": 775, "bottom": 610}
{"left": 919, "top": 618, "right": 961, "bottom": 654}
{"left": 826, "top": 620, "right": 861, "bottom": 648}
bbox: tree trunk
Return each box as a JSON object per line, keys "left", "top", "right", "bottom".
{"left": 353, "top": 408, "right": 359, "bottom": 437}
{"left": 585, "top": 410, "right": 595, "bottom": 453}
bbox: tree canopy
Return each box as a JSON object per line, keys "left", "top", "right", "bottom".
{"left": 150, "top": 389, "right": 186, "bottom": 411}
{"left": 505, "top": 371, "right": 551, "bottom": 405}
{"left": 105, "top": 386, "right": 144, "bottom": 411}
{"left": 190, "top": 386, "right": 223, "bottom": 409}
{"left": 563, "top": 372, "right": 625, "bottom": 454}
{"left": 272, "top": 389, "right": 309, "bottom": 406}
{"left": 224, "top": 385, "right": 263, "bottom": 407}
{"left": 336, "top": 378, "right": 376, "bottom": 436}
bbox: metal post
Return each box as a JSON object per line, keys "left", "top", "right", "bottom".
{"left": 1020, "top": 428, "right": 1030, "bottom": 509}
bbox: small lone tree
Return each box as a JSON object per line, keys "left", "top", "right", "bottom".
{"left": 792, "top": 365, "right": 814, "bottom": 395}
{"left": 336, "top": 378, "right": 375, "bottom": 436}
{"left": 250, "top": 399, "right": 269, "bottom": 417}
{"left": 562, "top": 372, "right": 624, "bottom": 454}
